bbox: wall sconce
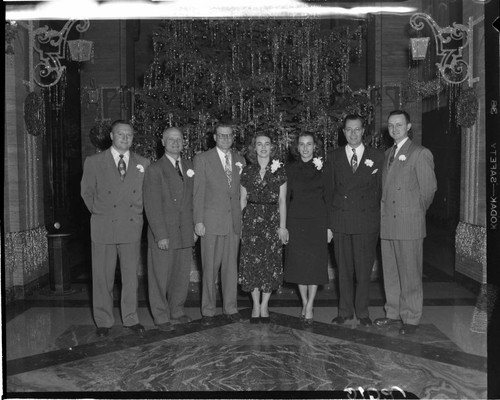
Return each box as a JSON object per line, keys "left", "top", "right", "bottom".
{"left": 409, "top": 12, "right": 484, "bottom": 87}
{"left": 409, "top": 37, "right": 430, "bottom": 60}
{"left": 16, "top": 20, "right": 91, "bottom": 89}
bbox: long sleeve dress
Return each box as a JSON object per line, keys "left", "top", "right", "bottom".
{"left": 284, "top": 158, "right": 330, "bottom": 285}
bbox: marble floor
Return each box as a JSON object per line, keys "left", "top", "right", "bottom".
{"left": 3, "top": 268, "right": 491, "bottom": 398}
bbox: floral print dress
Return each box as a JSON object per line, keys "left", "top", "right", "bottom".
{"left": 239, "top": 162, "right": 287, "bottom": 292}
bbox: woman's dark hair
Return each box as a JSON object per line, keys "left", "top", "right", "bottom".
{"left": 290, "top": 131, "right": 323, "bottom": 160}
{"left": 246, "top": 134, "right": 277, "bottom": 164}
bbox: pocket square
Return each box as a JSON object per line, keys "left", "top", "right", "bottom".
{"left": 372, "top": 169, "right": 378, "bottom": 174}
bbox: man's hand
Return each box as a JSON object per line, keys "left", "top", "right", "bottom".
{"left": 195, "top": 223, "right": 206, "bottom": 237}
{"left": 327, "top": 229, "right": 333, "bottom": 243}
{"left": 194, "top": 231, "right": 199, "bottom": 242}
{"left": 157, "top": 238, "right": 169, "bottom": 250}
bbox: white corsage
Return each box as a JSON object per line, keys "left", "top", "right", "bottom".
{"left": 235, "top": 161, "right": 244, "bottom": 174}
{"left": 398, "top": 155, "right": 407, "bottom": 161}
{"left": 364, "top": 159, "right": 374, "bottom": 167}
{"left": 312, "top": 157, "right": 323, "bottom": 171}
{"left": 270, "top": 159, "right": 283, "bottom": 173}
{"left": 186, "top": 169, "right": 195, "bottom": 178}
{"left": 372, "top": 169, "right": 378, "bottom": 175}
{"left": 136, "top": 164, "right": 145, "bottom": 173}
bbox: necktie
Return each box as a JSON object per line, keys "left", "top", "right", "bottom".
{"left": 175, "top": 159, "right": 183, "bottom": 180}
{"left": 118, "top": 154, "right": 126, "bottom": 181}
{"left": 351, "top": 148, "right": 358, "bottom": 173}
{"left": 388, "top": 144, "right": 398, "bottom": 167}
{"left": 224, "top": 153, "right": 232, "bottom": 187}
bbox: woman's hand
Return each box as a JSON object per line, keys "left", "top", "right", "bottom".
{"left": 278, "top": 227, "right": 289, "bottom": 245}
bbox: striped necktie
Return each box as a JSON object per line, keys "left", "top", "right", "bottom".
{"left": 224, "top": 153, "right": 232, "bottom": 187}
{"left": 388, "top": 144, "right": 398, "bottom": 167}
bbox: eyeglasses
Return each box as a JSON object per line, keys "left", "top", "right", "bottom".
{"left": 345, "top": 128, "right": 362, "bottom": 134}
{"left": 217, "top": 134, "right": 234, "bottom": 140}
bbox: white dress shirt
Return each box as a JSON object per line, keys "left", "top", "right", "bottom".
{"left": 110, "top": 146, "right": 130, "bottom": 169}
{"left": 345, "top": 143, "right": 365, "bottom": 164}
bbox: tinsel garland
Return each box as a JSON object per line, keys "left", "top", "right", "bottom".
{"left": 5, "top": 226, "right": 49, "bottom": 276}
{"left": 5, "top": 21, "right": 18, "bottom": 55}
{"left": 455, "top": 222, "right": 486, "bottom": 267}
{"left": 456, "top": 88, "right": 479, "bottom": 128}
{"left": 89, "top": 120, "right": 112, "bottom": 151}
{"left": 402, "top": 78, "right": 444, "bottom": 103}
{"left": 24, "top": 92, "right": 45, "bottom": 136}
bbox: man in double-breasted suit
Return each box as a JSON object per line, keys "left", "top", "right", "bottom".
{"left": 328, "top": 115, "right": 384, "bottom": 327}
{"left": 375, "top": 110, "right": 437, "bottom": 335}
{"left": 193, "top": 123, "right": 246, "bottom": 325}
{"left": 144, "top": 127, "right": 196, "bottom": 331}
{"left": 81, "top": 120, "right": 150, "bottom": 337}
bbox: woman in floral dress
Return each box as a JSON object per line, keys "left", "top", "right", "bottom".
{"left": 239, "top": 134, "right": 288, "bottom": 323}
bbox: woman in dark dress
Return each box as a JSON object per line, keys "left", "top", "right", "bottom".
{"left": 239, "top": 134, "right": 288, "bottom": 323}
{"left": 285, "top": 132, "right": 333, "bottom": 325}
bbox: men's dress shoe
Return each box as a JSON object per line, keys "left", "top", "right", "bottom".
{"left": 96, "top": 327, "right": 110, "bottom": 337}
{"left": 126, "top": 323, "right": 145, "bottom": 334}
{"left": 157, "top": 322, "right": 175, "bottom": 332}
{"left": 225, "top": 312, "right": 244, "bottom": 322}
{"left": 260, "top": 316, "right": 271, "bottom": 324}
{"left": 399, "top": 324, "right": 418, "bottom": 335}
{"left": 374, "top": 317, "right": 400, "bottom": 327}
{"left": 250, "top": 317, "right": 260, "bottom": 324}
{"left": 331, "top": 316, "right": 353, "bottom": 325}
{"left": 201, "top": 316, "right": 215, "bottom": 326}
{"left": 171, "top": 315, "right": 192, "bottom": 324}
{"left": 359, "top": 317, "right": 373, "bottom": 327}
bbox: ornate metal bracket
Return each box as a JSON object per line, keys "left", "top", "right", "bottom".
{"left": 409, "top": 12, "right": 484, "bottom": 87}
{"left": 17, "top": 20, "right": 90, "bottom": 89}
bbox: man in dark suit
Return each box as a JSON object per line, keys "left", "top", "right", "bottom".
{"left": 143, "top": 127, "right": 196, "bottom": 331}
{"left": 375, "top": 110, "right": 437, "bottom": 335}
{"left": 328, "top": 114, "right": 384, "bottom": 327}
{"left": 81, "top": 120, "right": 150, "bottom": 337}
{"left": 193, "top": 122, "right": 246, "bottom": 325}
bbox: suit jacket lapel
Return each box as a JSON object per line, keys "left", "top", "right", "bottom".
{"left": 209, "top": 148, "right": 232, "bottom": 191}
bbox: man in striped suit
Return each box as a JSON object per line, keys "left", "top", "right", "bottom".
{"left": 375, "top": 110, "right": 437, "bottom": 335}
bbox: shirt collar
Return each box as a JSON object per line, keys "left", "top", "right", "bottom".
{"left": 165, "top": 153, "right": 181, "bottom": 166}
{"left": 395, "top": 137, "right": 409, "bottom": 153}
{"left": 345, "top": 143, "right": 365, "bottom": 158}
{"left": 110, "top": 146, "right": 130, "bottom": 162}
{"left": 216, "top": 147, "right": 231, "bottom": 163}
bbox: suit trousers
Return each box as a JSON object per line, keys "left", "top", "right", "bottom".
{"left": 333, "top": 232, "right": 378, "bottom": 319}
{"left": 200, "top": 231, "right": 240, "bottom": 316}
{"left": 148, "top": 246, "right": 192, "bottom": 324}
{"left": 381, "top": 238, "right": 424, "bottom": 325}
{"left": 91, "top": 241, "right": 141, "bottom": 328}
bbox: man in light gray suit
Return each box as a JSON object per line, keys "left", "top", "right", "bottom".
{"left": 144, "top": 127, "right": 196, "bottom": 332}
{"left": 375, "top": 110, "right": 437, "bottom": 335}
{"left": 193, "top": 122, "right": 246, "bottom": 325}
{"left": 81, "top": 120, "right": 150, "bottom": 337}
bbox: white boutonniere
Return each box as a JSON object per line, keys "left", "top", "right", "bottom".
{"left": 398, "top": 155, "right": 407, "bottom": 161}
{"left": 136, "top": 164, "right": 145, "bottom": 173}
{"left": 270, "top": 159, "right": 283, "bottom": 173}
{"left": 235, "top": 161, "right": 243, "bottom": 174}
{"left": 364, "top": 159, "right": 374, "bottom": 167}
{"left": 312, "top": 157, "right": 323, "bottom": 171}
{"left": 372, "top": 169, "right": 378, "bottom": 175}
{"left": 186, "top": 169, "right": 195, "bottom": 178}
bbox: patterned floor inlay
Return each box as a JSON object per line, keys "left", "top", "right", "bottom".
{"left": 6, "top": 312, "right": 487, "bottom": 398}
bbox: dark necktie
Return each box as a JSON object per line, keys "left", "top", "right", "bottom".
{"left": 175, "top": 159, "right": 183, "bottom": 180}
{"left": 351, "top": 147, "right": 358, "bottom": 173}
{"left": 388, "top": 144, "right": 398, "bottom": 167}
{"left": 118, "top": 154, "right": 126, "bottom": 181}
{"left": 224, "top": 153, "right": 232, "bottom": 187}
